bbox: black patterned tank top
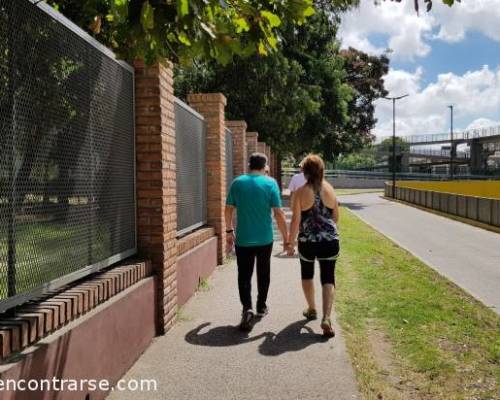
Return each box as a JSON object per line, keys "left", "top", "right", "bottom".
{"left": 298, "top": 192, "right": 339, "bottom": 242}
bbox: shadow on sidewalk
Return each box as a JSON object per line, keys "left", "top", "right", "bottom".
{"left": 185, "top": 322, "right": 271, "bottom": 347}
{"left": 258, "top": 320, "right": 328, "bottom": 356}
{"left": 185, "top": 321, "right": 328, "bottom": 356}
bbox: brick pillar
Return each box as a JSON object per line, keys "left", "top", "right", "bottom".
{"left": 264, "top": 145, "right": 271, "bottom": 169}
{"left": 270, "top": 151, "right": 275, "bottom": 178}
{"left": 226, "top": 120, "right": 247, "bottom": 177}
{"left": 134, "top": 60, "right": 177, "bottom": 334}
{"left": 188, "top": 93, "right": 227, "bottom": 264}
{"left": 277, "top": 155, "right": 283, "bottom": 191}
{"left": 257, "top": 141, "right": 266, "bottom": 155}
{"left": 273, "top": 153, "right": 279, "bottom": 180}
{"left": 246, "top": 132, "right": 258, "bottom": 159}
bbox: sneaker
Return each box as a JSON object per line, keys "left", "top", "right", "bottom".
{"left": 239, "top": 309, "right": 254, "bottom": 331}
{"left": 320, "top": 318, "right": 335, "bottom": 338}
{"left": 256, "top": 306, "right": 268, "bottom": 318}
{"left": 303, "top": 308, "right": 318, "bottom": 320}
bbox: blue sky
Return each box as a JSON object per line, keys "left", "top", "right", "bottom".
{"left": 391, "top": 31, "right": 500, "bottom": 87}
{"left": 340, "top": 0, "right": 500, "bottom": 137}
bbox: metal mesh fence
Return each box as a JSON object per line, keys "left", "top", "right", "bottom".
{"left": 226, "top": 128, "right": 234, "bottom": 192}
{"left": 175, "top": 98, "right": 207, "bottom": 236}
{"left": 0, "top": 0, "right": 136, "bottom": 312}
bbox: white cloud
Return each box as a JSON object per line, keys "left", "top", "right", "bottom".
{"left": 433, "top": 0, "right": 500, "bottom": 43}
{"left": 374, "top": 65, "right": 500, "bottom": 137}
{"left": 465, "top": 118, "right": 500, "bottom": 131}
{"left": 340, "top": 0, "right": 500, "bottom": 62}
{"left": 340, "top": 1, "right": 434, "bottom": 61}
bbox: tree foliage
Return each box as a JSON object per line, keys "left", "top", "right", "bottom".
{"left": 48, "top": 0, "right": 319, "bottom": 64}
{"left": 175, "top": 52, "right": 319, "bottom": 154}
{"left": 335, "top": 152, "right": 377, "bottom": 170}
{"left": 175, "top": 10, "right": 388, "bottom": 160}
{"left": 335, "top": 48, "right": 389, "bottom": 152}
{"left": 45, "top": 0, "right": 459, "bottom": 65}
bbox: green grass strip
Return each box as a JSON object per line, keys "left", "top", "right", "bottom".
{"left": 336, "top": 208, "right": 499, "bottom": 400}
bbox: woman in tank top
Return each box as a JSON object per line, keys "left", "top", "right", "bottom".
{"left": 287, "top": 154, "right": 339, "bottom": 337}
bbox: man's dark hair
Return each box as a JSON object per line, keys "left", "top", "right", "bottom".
{"left": 248, "top": 152, "right": 268, "bottom": 171}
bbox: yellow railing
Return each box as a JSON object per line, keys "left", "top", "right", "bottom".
{"left": 396, "top": 180, "right": 500, "bottom": 200}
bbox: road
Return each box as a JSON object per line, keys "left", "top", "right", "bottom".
{"left": 340, "top": 192, "right": 500, "bottom": 314}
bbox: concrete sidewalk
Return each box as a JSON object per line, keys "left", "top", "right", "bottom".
{"left": 108, "top": 248, "right": 359, "bottom": 399}
{"left": 340, "top": 192, "right": 500, "bottom": 314}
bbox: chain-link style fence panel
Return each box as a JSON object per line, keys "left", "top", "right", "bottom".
{"left": 0, "top": 0, "right": 136, "bottom": 312}
{"left": 175, "top": 98, "right": 207, "bottom": 236}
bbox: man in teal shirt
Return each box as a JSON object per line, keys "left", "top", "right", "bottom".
{"left": 225, "top": 153, "right": 288, "bottom": 331}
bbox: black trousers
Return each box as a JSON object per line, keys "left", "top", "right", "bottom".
{"left": 235, "top": 243, "right": 273, "bottom": 311}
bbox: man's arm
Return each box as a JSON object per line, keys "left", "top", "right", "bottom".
{"left": 225, "top": 205, "right": 236, "bottom": 252}
{"left": 225, "top": 205, "right": 235, "bottom": 231}
{"left": 273, "top": 208, "right": 288, "bottom": 249}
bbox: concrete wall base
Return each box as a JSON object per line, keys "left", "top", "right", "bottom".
{"left": 176, "top": 237, "right": 218, "bottom": 306}
{"left": 0, "top": 278, "right": 156, "bottom": 400}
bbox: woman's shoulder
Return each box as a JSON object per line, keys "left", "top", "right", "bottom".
{"left": 321, "top": 180, "right": 335, "bottom": 193}
{"left": 296, "top": 184, "right": 312, "bottom": 196}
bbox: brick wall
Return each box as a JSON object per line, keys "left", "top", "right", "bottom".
{"left": 246, "top": 132, "right": 258, "bottom": 158}
{"left": 177, "top": 227, "right": 215, "bottom": 256}
{"left": 273, "top": 153, "right": 279, "bottom": 180}
{"left": 134, "top": 60, "right": 177, "bottom": 334}
{"left": 269, "top": 151, "right": 275, "bottom": 178}
{"left": 226, "top": 120, "right": 247, "bottom": 178}
{"left": 0, "top": 261, "right": 152, "bottom": 360}
{"left": 264, "top": 145, "right": 271, "bottom": 170}
{"left": 257, "top": 141, "right": 266, "bottom": 155}
{"left": 188, "top": 93, "right": 227, "bottom": 264}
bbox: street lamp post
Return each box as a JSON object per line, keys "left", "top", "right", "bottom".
{"left": 384, "top": 94, "right": 409, "bottom": 198}
{"left": 448, "top": 105, "right": 454, "bottom": 179}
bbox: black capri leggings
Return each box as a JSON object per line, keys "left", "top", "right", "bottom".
{"left": 298, "top": 240, "right": 339, "bottom": 286}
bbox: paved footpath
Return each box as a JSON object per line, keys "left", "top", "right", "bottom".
{"left": 108, "top": 229, "right": 360, "bottom": 399}
{"left": 340, "top": 192, "right": 500, "bottom": 314}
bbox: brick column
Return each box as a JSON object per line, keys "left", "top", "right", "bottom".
{"left": 246, "top": 132, "right": 258, "bottom": 159}
{"left": 134, "top": 60, "right": 177, "bottom": 334}
{"left": 269, "top": 151, "right": 275, "bottom": 178}
{"left": 226, "top": 120, "right": 247, "bottom": 177}
{"left": 257, "top": 141, "right": 266, "bottom": 155}
{"left": 277, "top": 155, "right": 283, "bottom": 191}
{"left": 273, "top": 153, "right": 279, "bottom": 180}
{"left": 188, "top": 93, "right": 227, "bottom": 264}
{"left": 264, "top": 145, "right": 271, "bottom": 169}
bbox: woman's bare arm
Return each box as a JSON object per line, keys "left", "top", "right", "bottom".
{"left": 288, "top": 187, "right": 303, "bottom": 249}
{"left": 323, "top": 181, "right": 339, "bottom": 223}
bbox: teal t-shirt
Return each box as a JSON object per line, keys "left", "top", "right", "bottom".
{"left": 226, "top": 174, "right": 282, "bottom": 247}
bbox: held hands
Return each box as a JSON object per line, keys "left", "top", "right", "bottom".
{"left": 284, "top": 241, "right": 296, "bottom": 256}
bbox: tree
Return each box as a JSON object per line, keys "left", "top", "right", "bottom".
{"left": 175, "top": 9, "right": 355, "bottom": 158}
{"left": 335, "top": 152, "right": 377, "bottom": 170}
{"left": 375, "top": 137, "right": 410, "bottom": 172}
{"left": 335, "top": 48, "right": 389, "bottom": 153}
{"left": 377, "top": 137, "right": 410, "bottom": 153}
{"left": 48, "top": 0, "right": 318, "bottom": 64}
{"left": 45, "top": 0, "right": 459, "bottom": 65}
{"left": 175, "top": 54, "right": 318, "bottom": 153}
